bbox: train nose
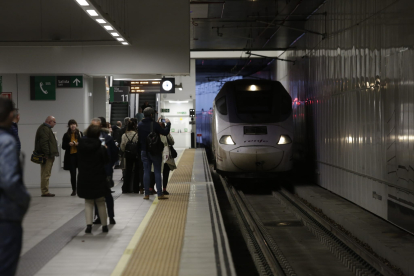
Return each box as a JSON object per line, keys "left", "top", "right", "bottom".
{"left": 229, "top": 147, "right": 284, "bottom": 171}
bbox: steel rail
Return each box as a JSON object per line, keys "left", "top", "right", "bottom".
{"left": 273, "top": 188, "right": 401, "bottom": 276}
{"left": 219, "top": 175, "right": 289, "bottom": 276}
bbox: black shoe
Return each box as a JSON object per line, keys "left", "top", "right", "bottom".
{"left": 93, "top": 218, "right": 101, "bottom": 224}
{"left": 110, "top": 217, "right": 116, "bottom": 224}
{"left": 85, "top": 225, "right": 92, "bottom": 233}
{"left": 163, "top": 191, "right": 170, "bottom": 195}
{"left": 102, "top": 225, "right": 108, "bottom": 232}
{"left": 71, "top": 190, "right": 76, "bottom": 196}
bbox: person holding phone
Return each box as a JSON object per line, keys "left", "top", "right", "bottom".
{"left": 62, "top": 119, "right": 83, "bottom": 196}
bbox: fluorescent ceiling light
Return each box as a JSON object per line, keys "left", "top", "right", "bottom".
{"left": 104, "top": 25, "right": 113, "bottom": 30}
{"left": 169, "top": 101, "right": 188, "bottom": 104}
{"left": 76, "top": 0, "right": 89, "bottom": 6}
{"left": 96, "top": 19, "right": 106, "bottom": 23}
{"left": 111, "top": 32, "right": 119, "bottom": 37}
{"left": 117, "top": 38, "right": 124, "bottom": 41}
{"left": 86, "top": 10, "right": 98, "bottom": 16}
{"left": 122, "top": 42, "right": 129, "bottom": 45}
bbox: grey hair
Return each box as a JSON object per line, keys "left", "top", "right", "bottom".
{"left": 91, "top": 117, "right": 101, "bottom": 124}
{"left": 124, "top": 117, "right": 130, "bottom": 125}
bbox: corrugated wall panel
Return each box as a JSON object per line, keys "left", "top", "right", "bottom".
{"left": 276, "top": 0, "right": 414, "bottom": 232}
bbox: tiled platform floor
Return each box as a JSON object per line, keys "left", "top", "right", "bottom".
{"left": 16, "top": 149, "right": 235, "bottom": 276}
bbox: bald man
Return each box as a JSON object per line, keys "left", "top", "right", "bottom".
{"left": 34, "top": 116, "right": 59, "bottom": 197}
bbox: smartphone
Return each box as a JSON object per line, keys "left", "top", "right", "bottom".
{"left": 161, "top": 119, "right": 166, "bottom": 123}
{"left": 99, "top": 138, "right": 105, "bottom": 146}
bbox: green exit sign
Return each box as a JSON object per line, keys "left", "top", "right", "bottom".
{"left": 161, "top": 109, "right": 170, "bottom": 112}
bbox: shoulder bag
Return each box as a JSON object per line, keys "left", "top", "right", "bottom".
{"left": 167, "top": 136, "right": 177, "bottom": 159}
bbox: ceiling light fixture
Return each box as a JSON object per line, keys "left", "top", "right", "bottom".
{"left": 74, "top": 0, "right": 130, "bottom": 46}
{"left": 76, "top": 0, "right": 89, "bottom": 6}
{"left": 86, "top": 9, "right": 98, "bottom": 16}
{"left": 169, "top": 100, "right": 188, "bottom": 104}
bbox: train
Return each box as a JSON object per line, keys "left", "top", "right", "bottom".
{"left": 208, "top": 79, "right": 293, "bottom": 177}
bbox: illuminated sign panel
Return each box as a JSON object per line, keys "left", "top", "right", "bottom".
{"left": 113, "top": 80, "right": 175, "bottom": 94}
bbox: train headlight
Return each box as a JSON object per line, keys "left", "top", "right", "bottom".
{"left": 219, "top": 135, "right": 236, "bottom": 145}
{"left": 278, "top": 135, "right": 292, "bottom": 145}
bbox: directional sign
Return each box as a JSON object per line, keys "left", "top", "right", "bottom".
{"left": 57, "top": 76, "right": 83, "bottom": 88}
{"left": 30, "top": 76, "right": 56, "bottom": 100}
{"left": 161, "top": 109, "right": 170, "bottom": 113}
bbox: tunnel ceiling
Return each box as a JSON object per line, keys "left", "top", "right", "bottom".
{"left": 191, "top": 0, "right": 326, "bottom": 83}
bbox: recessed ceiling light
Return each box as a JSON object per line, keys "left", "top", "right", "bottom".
{"left": 111, "top": 32, "right": 119, "bottom": 37}
{"left": 117, "top": 38, "right": 124, "bottom": 41}
{"left": 76, "top": 0, "right": 89, "bottom": 6}
{"left": 122, "top": 42, "right": 129, "bottom": 45}
{"left": 86, "top": 10, "right": 98, "bottom": 16}
{"left": 96, "top": 19, "right": 106, "bottom": 23}
{"left": 104, "top": 25, "right": 113, "bottom": 30}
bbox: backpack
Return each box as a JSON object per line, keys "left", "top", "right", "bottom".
{"left": 124, "top": 133, "right": 138, "bottom": 159}
{"left": 146, "top": 122, "right": 164, "bottom": 155}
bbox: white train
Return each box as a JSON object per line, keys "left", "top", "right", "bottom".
{"left": 211, "top": 79, "right": 293, "bottom": 177}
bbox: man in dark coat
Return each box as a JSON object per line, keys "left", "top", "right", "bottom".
{"left": 141, "top": 101, "right": 152, "bottom": 111}
{"left": 34, "top": 115, "right": 59, "bottom": 197}
{"left": 138, "top": 107, "right": 171, "bottom": 200}
{"left": 0, "top": 98, "right": 31, "bottom": 276}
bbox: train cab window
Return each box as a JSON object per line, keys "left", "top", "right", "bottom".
{"left": 216, "top": 96, "right": 227, "bottom": 115}
{"left": 236, "top": 90, "right": 273, "bottom": 114}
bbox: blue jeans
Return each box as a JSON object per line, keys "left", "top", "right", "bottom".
{"left": 141, "top": 151, "right": 163, "bottom": 196}
{"left": 0, "top": 221, "right": 22, "bottom": 276}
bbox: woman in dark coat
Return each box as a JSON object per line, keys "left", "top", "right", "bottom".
{"left": 62, "top": 119, "right": 83, "bottom": 196}
{"left": 77, "top": 124, "right": 110, "bottom": 233}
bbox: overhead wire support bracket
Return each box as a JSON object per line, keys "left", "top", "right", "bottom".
{"left": 245, "top": 51, "right": 295, "bottom": 64}
{"left": 256, "top": 21, "right": 326, "bottom": 38}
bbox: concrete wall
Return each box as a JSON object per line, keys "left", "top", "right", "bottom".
{"left": 160, "top": 59, "right": 196, "bottom": 148}
{"left": 275, "top": 0, "right": 414, "bottom": 232}
{"left": 1, "top": 74, "right": 102, "bottom": 188}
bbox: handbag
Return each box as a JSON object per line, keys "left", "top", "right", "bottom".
{"left": 31, "top": 151, "right": 46, "bottom": 164}
{"left": 167, "top": 136, "right": 177, "bottom": 158}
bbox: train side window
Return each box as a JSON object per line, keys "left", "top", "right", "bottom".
{"left": 216, "top": 96, "right": 227, "bottom": 115}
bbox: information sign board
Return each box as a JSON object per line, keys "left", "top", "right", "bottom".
{"left": 161, "top": 109, "right": 170, "bottom": 113}
{"left": 57, "top": 76, "right": 83, "bottom": 88}
{"left": 30, "top": 76, "right": 56, "bottom": 100}
{"left": 110, "top": 86, "right": 130, "bottom": 102}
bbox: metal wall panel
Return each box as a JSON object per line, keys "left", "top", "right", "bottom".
{"left": 276, "top": 0, "right": 414, "bottom": 232}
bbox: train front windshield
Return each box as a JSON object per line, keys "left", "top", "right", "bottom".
{"left": 234, "top": 85, "right": 292, "bottom": 123}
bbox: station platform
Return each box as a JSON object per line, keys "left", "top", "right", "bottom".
{"left": 16, "top": 149, "right": 236, "bottom": 276}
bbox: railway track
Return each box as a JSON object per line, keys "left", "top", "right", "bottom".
{"left": 218, "top": 175, "right": 400, "bottom": 276}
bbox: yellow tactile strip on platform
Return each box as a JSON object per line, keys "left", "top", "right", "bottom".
{"left": 121, "top": 149, "right": 195, "bottom": 276}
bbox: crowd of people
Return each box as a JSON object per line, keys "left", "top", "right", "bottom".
{"left": 0, "top": 97, "right": 177, "bottom": 275}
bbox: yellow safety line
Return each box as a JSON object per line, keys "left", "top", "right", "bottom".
{"left": 110, "top": 149, "right": 187, "bottom": 276}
